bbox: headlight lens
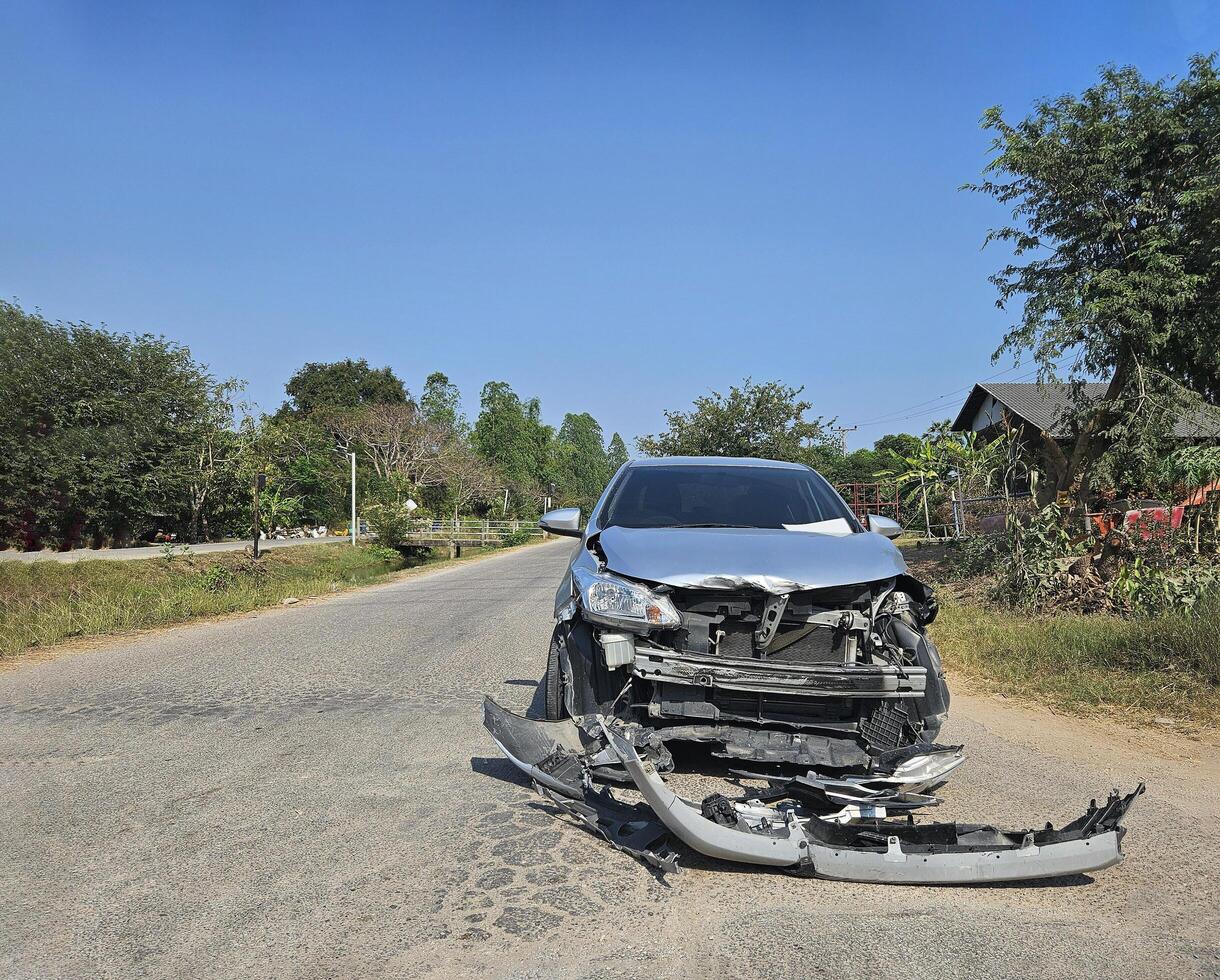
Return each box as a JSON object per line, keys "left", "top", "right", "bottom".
{"left": 573, "top": 568, "right": 680, "bottom": 629}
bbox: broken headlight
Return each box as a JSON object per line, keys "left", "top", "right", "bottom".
{"left": 573, "top": 567, "right": 680, "bottom": 631}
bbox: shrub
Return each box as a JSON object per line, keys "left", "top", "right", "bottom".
{"left": 362, "top": 544, "right": 403, "bottom": 563}
{"left": 943, "top": 535, "right": 1004, "bottom": 579}
{"left": 199, "top": 564, "right": 235, "bottom": 593}
{"left": 364, "top": 500, "right": 414, "bottom": 548}
{"left": 499, "top": 528, "right": 533, "bottom": 548}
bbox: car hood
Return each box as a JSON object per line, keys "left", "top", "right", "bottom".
{"left": 594, "top": 525, "right": 907, "bottom": 593}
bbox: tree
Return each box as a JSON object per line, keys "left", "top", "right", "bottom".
{"left": 471, "top": 381, "right": 555, "bottom": 512}
{"left": 420, "top": 371, "right": 466, "bottom": 434}
{"left": 606, "top": 432, "right": 629, "bottom": 477}
{"left": 874, "top": 433, "right": 921, "bottom": 460}
{"left": 0, "top": 301, "right": 236, "bottom": 548}
{"left": 439, "top": 442, "right": 499, "bottom": 523}
{"left": 636, "top": 379, "right": 835, "bottom": 463}
{"left": 967, "top": 55, "right": 1220, "bottom": 506}
{"left": 182, "top": 380, "right": 249, "bottom": 541}
{"left": 324, "top": 403, "right": 455, "bottom": 487}
{"left": 241, "top": 413, "right": 349, "bottom": 530}
{"left": 555, "top": 413, "right": 608, "bottom": 511}
{"left": 282, "top": 359, "right": 408, "bottom": 416}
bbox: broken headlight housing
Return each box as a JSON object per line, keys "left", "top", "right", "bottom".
{"left": 573, "top": 567, "right": 680, "bottom": 631}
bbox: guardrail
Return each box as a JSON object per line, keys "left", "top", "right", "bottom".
{"left": 404, "top": 518, "right": 545, "bottom": 545}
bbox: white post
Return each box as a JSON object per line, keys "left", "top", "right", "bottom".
{"left": 350, "top": 452, "right": 357, "bottom": 545}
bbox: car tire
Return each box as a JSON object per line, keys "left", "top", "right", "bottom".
{"left": 544, "top": 630, "right": 566, "bottom": 721}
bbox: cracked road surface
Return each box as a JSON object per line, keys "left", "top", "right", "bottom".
{"left": 3, "top": 540, "right": 1218, "bottom": 979}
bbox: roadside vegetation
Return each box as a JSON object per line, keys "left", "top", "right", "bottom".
{"left": 0, "top": 540, "right": 529, "bottom": 660}
{"left": 910, "top": 521, "right": 1220, "bottom": 727}
{"left": 0, "top": 305, "right": 631, "bottom": 552}
{"left": 932, "top": 596, "right": 1220, "bottom": 728}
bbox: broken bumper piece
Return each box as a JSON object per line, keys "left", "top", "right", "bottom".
{"left": 483, "top": 698, "right": 680, "bottom": 872}
{"left": 602, "top": 725, "right": 1144, "bottom": 883}
{"left": 481, "top": 697, "right": 1144, "bottom": 885}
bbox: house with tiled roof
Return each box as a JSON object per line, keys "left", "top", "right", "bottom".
{"left": 951, "top": 381, "right": 1220, "bottom": 493}
{"left": 952, "top": 381, "right": 1220, "bottom": 443}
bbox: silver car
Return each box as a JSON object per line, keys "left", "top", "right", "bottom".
{"left": 537, "top": 456, "right": 949, "bottom": 768}
{"left": 483, "top": 456, "right": 1142, "bottom": 883}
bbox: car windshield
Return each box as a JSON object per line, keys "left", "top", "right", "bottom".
{"left": 599, "top": 464, "right": 859, "bottom": 531}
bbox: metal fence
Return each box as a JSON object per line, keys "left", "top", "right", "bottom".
{"left": 404, "top": 518, "right": 545, "bottom": 544}
{"left": 836, "top": 483, "right": 901, "bottom": 525}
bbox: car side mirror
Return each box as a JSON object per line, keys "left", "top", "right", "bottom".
{"left": 540, "top": 507, "right": 583, "bottom": 538}
{"left": 867, "top": 514, "right": 903, "bottom": 539}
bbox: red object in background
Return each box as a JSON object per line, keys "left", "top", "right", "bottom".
{"left": 1182, "top": 479, "right": 1220, "bottom": 508}
{"left": 1122, "top": 505, "right": 1184, "bottom": 539}
{"left": 1091, "top": 497, "right": 1194, "bottom": 539}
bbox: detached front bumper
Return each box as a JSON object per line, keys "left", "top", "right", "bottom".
{"left": 600, "top": 723, "right": 1142, "bottom": 884}
{"left": 482, "top": 697, "right": 1144, "bottom": 886}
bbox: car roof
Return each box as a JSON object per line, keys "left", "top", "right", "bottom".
{"left": 624, "top": 456, "right": 808, "bottom": 470}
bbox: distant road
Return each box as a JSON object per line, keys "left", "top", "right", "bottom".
{"left": 0, "top": 536, "right": 350, "bottom": 564}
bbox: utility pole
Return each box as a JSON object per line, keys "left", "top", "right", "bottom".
{"left": 831, "top": 425, "right": 858, "bottom": 453}
{"left": 350, "top": 453, "right": 357, "bottom": 546}
{"left": 252, "top": 472, "right": 266, "bottom": 558}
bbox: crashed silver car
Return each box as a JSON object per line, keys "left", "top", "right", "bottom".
{"left": 484, "top": 456, "right": 1142, "bottom": 884}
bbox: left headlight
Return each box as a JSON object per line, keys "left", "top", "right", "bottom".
{"left": 572, "top": 567, "right": 680, "bottom": 630}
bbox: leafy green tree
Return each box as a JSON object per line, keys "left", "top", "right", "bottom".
{"left": 243, "top": 414, "right": 349, "bottom": 529}
{"left": 420, "top": 371, "right": 466, "bottom": 434}
{"left": 472, "top": 382, "right": 530, "bottom": 485}
{"left": 606, "top": 432, "right": 629, "bottom": 477}
{"left": 0, "top": 301, "right": 235, "bottom": 548}
{"left": 555, "top": 413, "right": 609, "bottom": 511}
{"left": 874, "top": 433, "right": 921, "bottom": 459}
{"left": 967, "top": 55, "right": 1220, "bottom": 505}
{"left": 282, "top": 359, "right": 408, "bottom": 416}
{"left": 636, "top": 379, "right": 835, "bottom": 463}
{"left": 472, "top": 381, "right": 554, "bottom": 513}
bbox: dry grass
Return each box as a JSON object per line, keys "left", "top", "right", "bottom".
{"left": 931, "top": 599, "right": 1220, "bottom": 728}
{"left": 0, "top": 544, "right": 418, "bottom": 658}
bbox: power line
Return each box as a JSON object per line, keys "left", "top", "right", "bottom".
{"left": 844, "top": 361, "right": 1033, "bottom": 429}
{"left": 847, "top": 366, "right": 1041, "bottom": 430}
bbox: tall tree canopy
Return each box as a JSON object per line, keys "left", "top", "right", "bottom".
{"left": 283, "top": 358, "right": 408, "bottom": 416}
{"left": 606, "top": 432, "right": 629, "bottom": 476}
{"left": 419, "top": 371, "right": 466, "bottom": 433}
{"left": 472, "top": 381, "right": 554, "bottom": 511}
{"left": 636, "top": 378, "right": 835, "bottom": 463}
{"left": 555, "top": 412, "right": 609, "bottom": 510}
{"left": 969, "top": 55, "right": 1220, "bottom": 502}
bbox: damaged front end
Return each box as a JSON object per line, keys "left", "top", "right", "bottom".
{"left": 483, "top": 698, "right": 1144, "bottom": 884}
{"left": 553, "top": 548, "right": 952, "bottom": 774}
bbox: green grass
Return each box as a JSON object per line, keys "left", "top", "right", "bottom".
{"left": 930, "top": 595, "right": 1220, "bottom": 728}
{"left": 0, "top": 543, "right": 423, "bottom": 658}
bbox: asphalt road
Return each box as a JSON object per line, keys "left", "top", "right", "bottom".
{"left": 0, "top": 536, "right": 349, "bottom": 563}
{"left": 3, "top": 539, "right": 1217, "bottom": 979}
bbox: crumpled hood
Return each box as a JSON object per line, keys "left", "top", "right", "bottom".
{"left": 595, "top": 525, "right": 907, "bottom": 593}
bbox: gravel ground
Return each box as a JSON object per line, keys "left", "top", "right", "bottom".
{"left": 2, "top": 538, "right": 1217, "bottom": 979}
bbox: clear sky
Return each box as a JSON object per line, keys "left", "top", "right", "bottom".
{"left": 2, "top": 1, "right": 1216, "bottom": 449}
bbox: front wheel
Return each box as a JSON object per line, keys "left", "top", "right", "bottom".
{"left": 543, "top": 630, "right": 566, "bottom": 720}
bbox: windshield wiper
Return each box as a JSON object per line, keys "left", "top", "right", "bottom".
{"left": 668, "top": 523, "right": 753, "bottom": 529}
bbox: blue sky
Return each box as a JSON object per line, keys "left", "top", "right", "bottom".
{"left": 2, "top": 2, "right": 1216, "bottom": 449}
